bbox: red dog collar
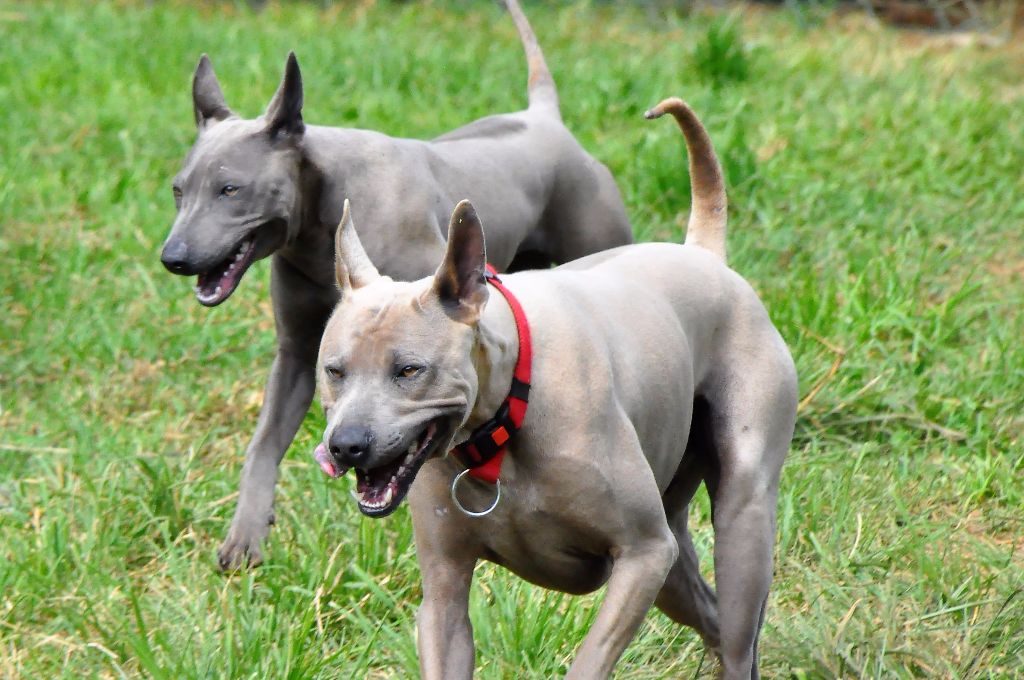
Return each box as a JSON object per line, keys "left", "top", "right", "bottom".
{"left": 451, "top": 265, "right": 532, "bottom": 484}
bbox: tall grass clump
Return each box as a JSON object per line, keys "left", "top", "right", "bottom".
{"left": 691, "top": 14, "right": 751, "bottom": 88}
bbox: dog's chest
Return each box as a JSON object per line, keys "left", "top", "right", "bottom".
{"left": 477, "top": 504, "right": 614, "bottom": 595}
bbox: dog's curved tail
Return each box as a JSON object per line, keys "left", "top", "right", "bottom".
{"left": 504, "top": 0, "right": 560, "bottom": 117}
{"left": 644, "top": 98, "right": 727, "bottom": 261}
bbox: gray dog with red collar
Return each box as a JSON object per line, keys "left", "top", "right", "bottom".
{"left": 314, "top": 99, "right": 797, "bottom": 678}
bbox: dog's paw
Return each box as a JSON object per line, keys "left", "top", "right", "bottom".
{"left": 217, "top": 519, "right": 271, "bottom": 571}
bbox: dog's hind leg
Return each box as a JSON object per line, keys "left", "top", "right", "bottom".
{"left": 704, "top": 356, "right": 797, "bottom": 679}
{"left": 654, "top": 432, "right": 721, "bottom": 653}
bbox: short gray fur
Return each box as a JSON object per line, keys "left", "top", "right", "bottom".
{"left": 316, "top": 98, "right": 796, "bottom": 678}
{"left": 160, "top": 0, "right": 632, "bottom": 570}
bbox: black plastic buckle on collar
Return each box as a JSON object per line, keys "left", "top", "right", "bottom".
{"left": 454, "top": 401, "right": 514, "bottom": 468}
{"left": 453, "top": 377, "right": 527, "bottom": 469}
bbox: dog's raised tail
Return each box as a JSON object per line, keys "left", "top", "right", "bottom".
{"left": 504, "top": 0, "right": 560, "bottom": 117}
{"left": 644, "top": 98, "right": 727, "bottom": 261}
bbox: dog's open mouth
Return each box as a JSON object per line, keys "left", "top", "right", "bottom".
{"left": 355, "top": 420, "right": 441, "bottom": 517}
{"left": 314, "top": 420, "right": 444, "bottom": 518}
{"left": 194, "top": 237, "right": 256, "bottom": 306}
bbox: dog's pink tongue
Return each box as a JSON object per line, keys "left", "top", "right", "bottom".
{"left": 314, "top": 443, "right": 340, "bottom": 478}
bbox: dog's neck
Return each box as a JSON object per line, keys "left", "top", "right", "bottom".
{"left": 462, "top": 285, "right": 521, "bottom": 435}
{"left": 297, "top": 152, "right": 325, "bottom": 228}
{"left": 297, "top": 126, "right": 347, "bottom": 230}
{"left": 299, "top": 125, "right": 400, "bottom": 224}
{"left": 275, "top": 127, "right": 374, "bottom": 284}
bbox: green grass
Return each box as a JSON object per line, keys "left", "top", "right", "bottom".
{"left": 2, "top": 0, "right": 1022, "bottom": 677}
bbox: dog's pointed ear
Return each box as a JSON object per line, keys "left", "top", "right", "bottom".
{"left": 193, "top": 54, "right": 233, "bottom": 129}
{"left": 335, "top": 200, "right": 380, "bottom": 292}
{"left": 265, "top": 51, "right": 304, "bottom": 139}
{"left": 431, "top": 200, "right": 488, "bottom": 324}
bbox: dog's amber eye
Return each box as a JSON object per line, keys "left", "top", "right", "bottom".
{"left": 220, "top": 184, "right": 240, "bottom": 197}
{"left": 398, "top": 365, "right": 421, "bottom": 379}
{"left": 325, "top": 366, "right": 344, "bottom": 380}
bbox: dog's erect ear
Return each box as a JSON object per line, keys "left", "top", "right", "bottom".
{"left": 192, "top": 54, "right": 233, "bottom": 129}
{"left": 431, "top": 200, "right": 489, "bottom": 324}
{"left": 265, "top": 52, "right": 304, "bottom": 139}
{"left": 335, "top": 200, "right": 380, "bottom": 292}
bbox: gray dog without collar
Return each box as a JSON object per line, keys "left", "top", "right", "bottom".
{"left": 159, "top": 0, "right": 632, "bottom": 570}
{"left": 316, "top": 98, "right": 797, "bottom": 678}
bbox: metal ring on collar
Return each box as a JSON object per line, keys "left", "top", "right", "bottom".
{"left": 450, "top": 468, "right": 501, "bottom": 517}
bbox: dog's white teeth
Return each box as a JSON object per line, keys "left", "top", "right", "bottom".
{"left": 214, "top": 285, "right": 222, "bottom": 296}
{"left": 353, "top": 486, "right": 394, "bottom": 510}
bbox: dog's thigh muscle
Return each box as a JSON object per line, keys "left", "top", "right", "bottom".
{"left": 545, "top": 157, "right": 633, "bottom": 264}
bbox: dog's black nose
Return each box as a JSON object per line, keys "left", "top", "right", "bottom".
{"left": 160, "top": 239, "right": 195, "bottom": 275}
{"left": 329, "top": 425, "right": 372, "bottom": 464}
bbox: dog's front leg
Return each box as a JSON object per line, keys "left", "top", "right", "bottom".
{"left": 566, "top": 531, "right": 678, "bottom": 679}
{"left": 217, "top": 344, "right": 317, "bottom": 570}
{"left": 218, "top": 256, "right": 333, "bottom": 570}
{"left": 416, "top": 553, "right": 476, "bottom": 680}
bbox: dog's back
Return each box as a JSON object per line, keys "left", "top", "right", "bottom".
{"left": 491, "top": 96, "right": 794, "bottom": 483}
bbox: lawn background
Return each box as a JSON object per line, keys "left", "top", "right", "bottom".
{"left": 1, "top": 0, "right": 1022, "bottom": 677}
